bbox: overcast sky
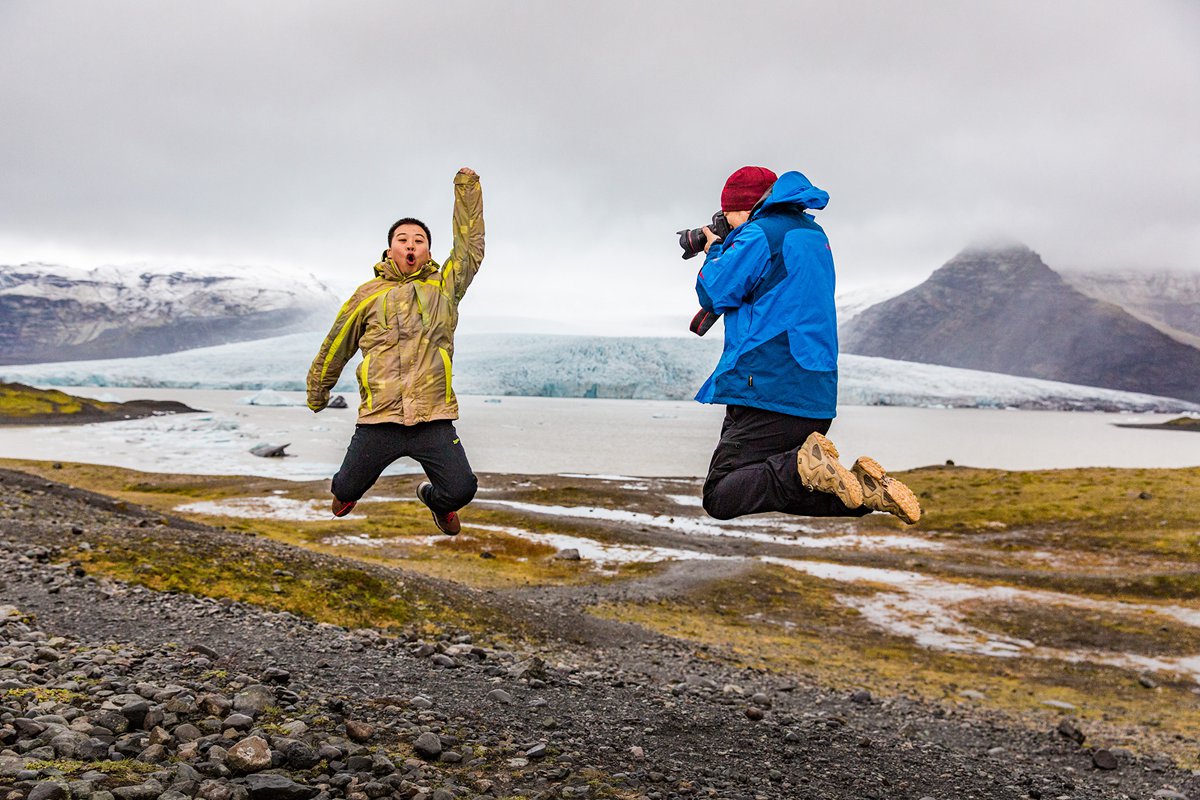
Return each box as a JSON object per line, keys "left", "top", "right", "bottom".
{"left": 2, "top": 1, "right": 1197, "bottom": 335}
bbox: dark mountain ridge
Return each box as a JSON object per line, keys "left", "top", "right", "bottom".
{"left": 840, "top": 245, "right": 1200, "bottom": 403}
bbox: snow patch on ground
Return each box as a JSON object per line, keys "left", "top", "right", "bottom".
{"left": 475, "top": 500, "right": 943, "bottom": 551}
{"left": 177, "top": 496, "right": 351, "bottom": 522}
{"left": 761, "top": 557, "right": 1200, "bottom": 682}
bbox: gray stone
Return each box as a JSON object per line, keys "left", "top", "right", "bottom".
{"left": 413, "top": 732, "right": 442, "bottom": 760}
{"left": 232, "top": 685, "right": 276, "bottom": 717}
{"left": 486, "top": 689, "right": 513, "bottom": 705}
{"left": 1056, "top": 717, "right": 1085, "bottom": 745}
{"left": 1092, "top": 748, "right": 1119, "bottom": 770}
{"left": 111, "top": 779, "right": 163, "bottom": 800}
{"left": 198, "top": 779, "right": 249, "bottom": 800}
{"left": 554, "top": 548, "right": 581, "bottom": 561}
{"left": 27, "top": 783, "right": 69, "bottom": 800}
{"left": 408, "top": 696, "right": 433, "bottom": 710}
{"left": 175, "top": 723, "right": 203, "bottom": 742}
{"left": 243, "top": 773, "right": 319, "bottom": 800}
{"left": 49, "top": 730, "right": 94, "bottom": 759}
{"left": 223, "top": 713, "right": 255, "bottom": 730}
{"left": 199, "top": 694, "right": 233, "bottom": 717}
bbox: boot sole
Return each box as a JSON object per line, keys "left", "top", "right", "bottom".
{"left": 853, "top": 456, "right": 921, "bottom": 524}
{"left": 797, "top": 433, "right": 863, "bottom": 508}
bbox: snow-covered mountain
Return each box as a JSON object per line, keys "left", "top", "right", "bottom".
{"left": 1, "top": 331, "right": 1194, "bottom": 413}
{"left": 0, "top": 262, "right": 338, "bottom": 364}
{"left": 1060, "top": 268, "right": 1200, "bottom": 347}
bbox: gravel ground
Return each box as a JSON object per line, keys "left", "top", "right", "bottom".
{"left": 1, "top": 467, "right": 1197, "bottom": 800}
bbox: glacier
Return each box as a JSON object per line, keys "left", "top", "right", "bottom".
{"left": 1, "top": 330, "right": 1194, "bottom": 413}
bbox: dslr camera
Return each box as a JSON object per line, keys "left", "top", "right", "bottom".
{"left": 677, "top": 211, "right": 733, "bottom": 260}
{"left": 678, "top": 211, "right": 733, "bottom": 336}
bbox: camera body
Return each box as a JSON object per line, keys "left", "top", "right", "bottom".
{"left": 677, "top": 211, "right": 733, "bottom": 260}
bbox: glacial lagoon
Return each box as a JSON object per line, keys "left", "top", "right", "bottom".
{"left": 0, "top": 387, "right": 1195, "bottom": 480}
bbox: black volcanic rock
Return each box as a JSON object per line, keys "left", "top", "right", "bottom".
{"left": 840, "top": 245, "right": 1200, "bottom": 403}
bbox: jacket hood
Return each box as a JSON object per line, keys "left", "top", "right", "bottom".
{"left": 758, "top": 171, "right": 829, "bottom": 212}
{"left": 374, "top": 257, "right": 440, "bottom": 282}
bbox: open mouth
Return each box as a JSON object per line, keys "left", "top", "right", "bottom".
{"left": 405, "top": 254, "right": 417, "bottom": 266}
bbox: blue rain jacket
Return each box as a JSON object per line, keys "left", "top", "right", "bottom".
{"left": 695, "top": 171, "right": 838, "bottom": 419}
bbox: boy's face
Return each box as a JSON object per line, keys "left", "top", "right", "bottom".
{"left": 388, "top": 224, "right": 431, "bottom": 275}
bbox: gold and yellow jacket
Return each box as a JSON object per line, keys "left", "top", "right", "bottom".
{"left": 307, "top": 172, "right": 483, "bottom": 424}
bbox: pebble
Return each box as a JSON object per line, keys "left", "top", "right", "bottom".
{"left": 413, "top": 731, "right": 443, "bottom": 760}
{"left": 345, "top": 719, "right": 375, "bottom": 742}
{"left": 1056, "top": 718, "right": 1085, "bottom": 745}
{"left": 1092, "top": 748, "right": 1119, "bottom": 770}
{"left": 487, "top": 688, "right": 514, "bottom": 704}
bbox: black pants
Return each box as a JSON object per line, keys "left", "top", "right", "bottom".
{"left": 702, "top": 405, "right": 871, "bottom": 521}
{"left": 331, "top": 420, "right": 477, "bottom": 513}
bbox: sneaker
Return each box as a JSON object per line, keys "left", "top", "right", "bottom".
{"left": 331, "top": 497, "right": 356, "bottom": 517}
{"left": 796, "top": 432, "right": 863, "bottom": 509}
{"left": 852, "top": 456, "right": 922, "bottom": 524}
{"left": 417, "top": 481, "right": 461, "bottom": 536}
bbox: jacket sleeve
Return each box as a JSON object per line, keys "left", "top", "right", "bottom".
{"left": 695, "top": 224, "right": 770, "bottom": 314}
{"left": 441, "top": 171, "right": 485, "bottom": 303}
{"left": 306, "top": 291, "right": 368, "bottom": 411}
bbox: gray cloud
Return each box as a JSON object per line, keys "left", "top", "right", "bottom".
{"left": 1, "top": 0, "right": 1197, "bottom": 334}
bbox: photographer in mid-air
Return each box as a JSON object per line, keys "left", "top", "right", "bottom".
{"left": 685, "top": 166, "right": 921, "bottom": 524}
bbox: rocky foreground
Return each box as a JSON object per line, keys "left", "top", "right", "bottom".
{"left": 1, "top": 468, "right": 1198, "bottom": 800}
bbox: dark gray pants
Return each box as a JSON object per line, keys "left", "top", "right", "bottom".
{"left": 331, "top": 420, "right": 477, "bottom": 513}
{"left": 702, "top": 405, "right": 871, "bottom": 520}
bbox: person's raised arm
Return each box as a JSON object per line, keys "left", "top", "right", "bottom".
{"left": 442, "top": 167, "right": 484, "bottom": 303}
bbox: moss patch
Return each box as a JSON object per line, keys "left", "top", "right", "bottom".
{"left": 0, "top": 383, "right": 99, "bottom": 417}
{"left": 72, "top": 527, "right": 505, "bottom": 638}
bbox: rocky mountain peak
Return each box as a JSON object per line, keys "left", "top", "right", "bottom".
{"left": 841, "top": 243, "right": 1200, "bottom": 403}
{"left": 932, "top": 243, "right": 1064, "bottom": 292}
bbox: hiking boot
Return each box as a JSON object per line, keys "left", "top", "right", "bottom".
{"left": 417, "top": 481, "right": 461, "bottom": 535}
{"left": 852, "top": 456, "right": 922, "bottom": 524}
{"left": 796, "top": 432, "right": 863, "bottom": 509}
{"left": 331, "top": 497, "right": 356, "bottom": 518}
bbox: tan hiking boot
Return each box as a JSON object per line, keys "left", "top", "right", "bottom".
{"left": 796, "top": 432, "right": 863, "bottom": 509}
{"left": 852, "top": 456, "right": 922, "bottom": 524}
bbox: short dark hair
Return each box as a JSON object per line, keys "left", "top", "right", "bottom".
{"left": 387, "top": 217, "right": 431, "bottom": 247}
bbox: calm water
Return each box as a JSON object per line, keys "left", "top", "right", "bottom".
{"left": 0, "top": 387, "right": 1195, "bottom": 480}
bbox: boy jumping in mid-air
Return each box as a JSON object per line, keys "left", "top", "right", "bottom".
{"left": 307, "top": 167, "right": 484, "bottom": 534}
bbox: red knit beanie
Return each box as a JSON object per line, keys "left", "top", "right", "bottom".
{"left": 721, "top": 166, "right": 778, "bottom": 211}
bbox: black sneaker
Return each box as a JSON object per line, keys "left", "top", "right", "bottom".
{"left": 417, "top": 481, "right": 460, "bottom": 535}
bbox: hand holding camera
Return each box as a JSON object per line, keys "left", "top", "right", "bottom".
{"left": 677, "top": 211, "right": 734, "bottom": 260}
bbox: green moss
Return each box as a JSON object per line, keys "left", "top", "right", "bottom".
{"left": 73, "top": 530, "right": 511, "bottom": 637}
{"left": 2, "top": 687, "right": 87, "bottom": 704}
{"left": 0, "top": 383, "right": 118, "bottom": 418}
{"left": 25, "top": 758, "right": 156, "bottom": 783}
